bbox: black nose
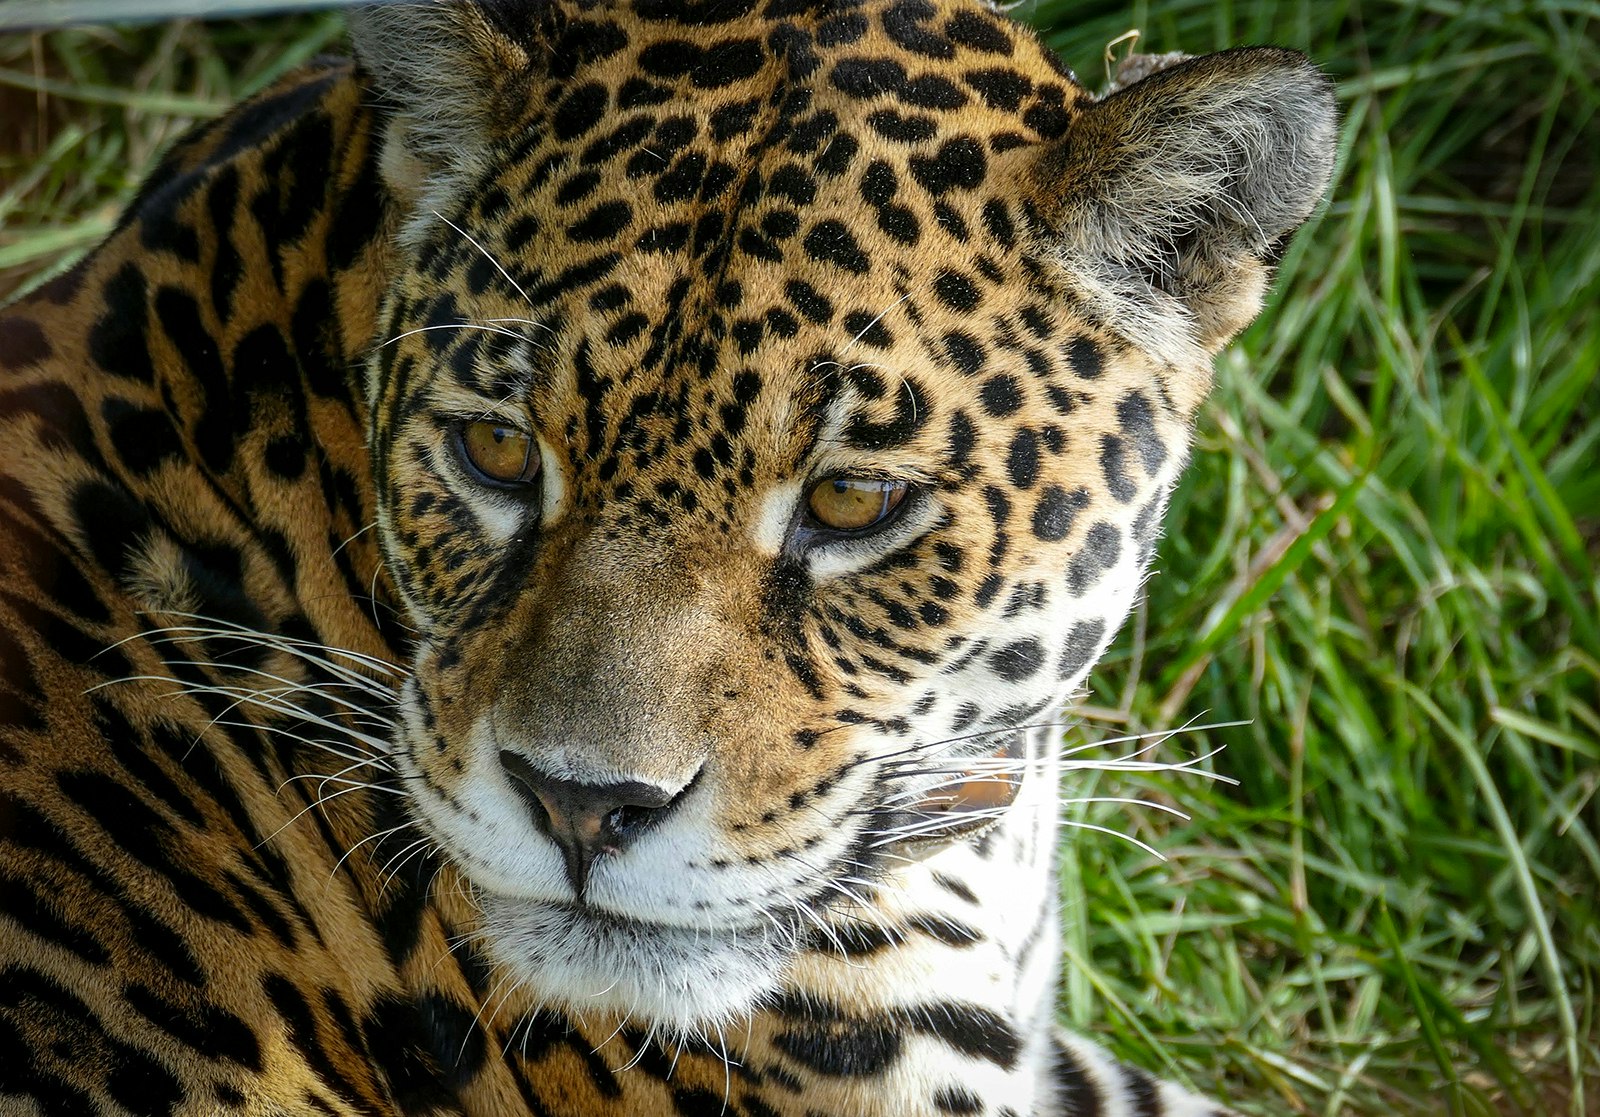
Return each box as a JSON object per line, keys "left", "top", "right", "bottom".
{"left": 499, "top": 751, "right": 688, "bottom": 894}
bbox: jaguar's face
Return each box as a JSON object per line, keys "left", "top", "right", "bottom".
{"left": 355, "top": 0, "right": 1334, "bottom": 1031}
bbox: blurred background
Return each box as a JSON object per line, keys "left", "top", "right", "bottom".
{"left": 1, "top": 1, "right": 1595, "bottom": 1113}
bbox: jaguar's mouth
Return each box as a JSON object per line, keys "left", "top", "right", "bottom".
{"left": 476, "top": 891, "right": 797, "bottom": 1030}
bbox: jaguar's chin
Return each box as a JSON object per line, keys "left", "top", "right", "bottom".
{"left": 477, "top": 893, "right": 791, "bottom": 1032}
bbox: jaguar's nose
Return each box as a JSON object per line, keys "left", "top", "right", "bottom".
{"left": 499, "top": 751, "right": 691, "bottom": 894}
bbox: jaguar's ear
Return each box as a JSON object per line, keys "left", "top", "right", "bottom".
{"left": 1032, "top": 47, "right": 1336, "bottom": 367}
{"left": 347, "top": 2, "right": 552, "bottom": 200}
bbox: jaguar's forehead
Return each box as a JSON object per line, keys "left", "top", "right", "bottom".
{"left": 386, "top": 0, "right": 1102, "bottom": 492}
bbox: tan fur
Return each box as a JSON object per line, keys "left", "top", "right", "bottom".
{"left": 0, "top": 4, "right": 1334, "bottom": 1114}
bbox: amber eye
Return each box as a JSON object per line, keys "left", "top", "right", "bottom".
{"left": 806, "top": 477, "right": 909, "bottom": 532}
{"left": 458, "top": 420, "right": 540, "bottom": 487}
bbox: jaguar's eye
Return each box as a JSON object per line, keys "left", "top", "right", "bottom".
{"left": 806, "top": 477, "right": 909, "bottom": 533}
{"left": 458, "top": 420, "right": 540, "bottom": 487}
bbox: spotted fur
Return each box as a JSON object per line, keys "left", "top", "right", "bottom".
{"left": 0, "top": 2, "right": 1334, "bottom": 1114}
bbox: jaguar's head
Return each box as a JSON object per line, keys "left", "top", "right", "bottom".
{"left": 352, "top": 0, "right": 1334, "bottom": 1031}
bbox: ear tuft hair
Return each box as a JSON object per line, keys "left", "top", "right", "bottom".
{"left": 1035, "top": 47, "right": 1337, "bottom": 365}
{"left": 347, "top": 2, "right": 551, "bottom": 195}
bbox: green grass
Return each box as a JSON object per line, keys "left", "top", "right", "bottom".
{"left": 2, "top": 3, "right": 1596, "bottom": 1115}
{"left": 1037, "top": 3, "right": 1599, "bottom": 1114}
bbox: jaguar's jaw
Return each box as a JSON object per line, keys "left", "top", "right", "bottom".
{"left": 475, "top": 892, "right": 794, "bottom": 1035}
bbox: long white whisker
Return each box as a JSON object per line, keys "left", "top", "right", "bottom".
{"left": 840, "top": 291, "right": 912, "bottom": 355}
{"left": 380, "top": 322, "right": 532, "bottom": 349}
{"left": 431, "top": 210, "right": 552, "bottom": 324}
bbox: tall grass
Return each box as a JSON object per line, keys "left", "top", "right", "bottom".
{"left": 1038, "top": 4, "right": 1599, "bottom": 1114}
{"left": 2, "top": 3, "right": 1595, "bottom": 1114}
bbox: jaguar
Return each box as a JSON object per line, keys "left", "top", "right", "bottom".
{"left": 0, "top": 0, "right": 1335, "bottom": 1113}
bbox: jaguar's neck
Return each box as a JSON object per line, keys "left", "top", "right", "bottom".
{"left": 58, "top": 60, "right": 399, "bottom": 659}
{"left": 4, "top": 58, "right": 407, "bottom": 869}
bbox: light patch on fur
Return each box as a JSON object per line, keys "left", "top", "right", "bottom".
{"left": 122, "top": 532, "right": 201, "bottom": 616}
{"left": 478, "top": 892, "right": 787, "bottom": 1036}
{"left": 750, "top": 479, "right": 801, "bottom": 555}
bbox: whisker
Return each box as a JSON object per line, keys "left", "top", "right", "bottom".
{"left": 327, "top": 823, "right": 410, "bottom": 881}
{"left": 839, "top": 291, "right": 912, "bottom": 355}
{"left": 380, "top": 322, "right": 532, "bottom": 349}
{"left": 430, "top": 210, "right": 553, "bottom": 326}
